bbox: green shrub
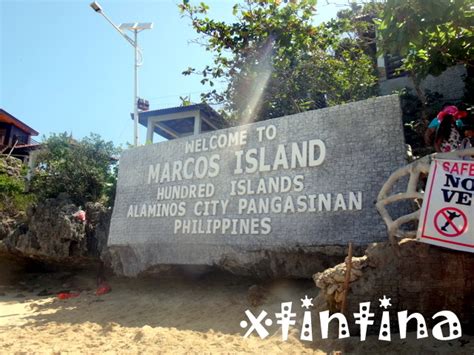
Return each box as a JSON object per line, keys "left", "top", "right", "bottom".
{"left": 0, "top": 174, "right": 24, "bottom": 195}
{"left": 31, "top": 133, "right": 120, "bottom": 206}
{"left": 0, "top": 170, "right": 35, "bottom": 214}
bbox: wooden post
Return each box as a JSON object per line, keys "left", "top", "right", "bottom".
{"left": 340, "top": 242, "right": 353, "bottom": 315}
{"left": 6, "top": 138, "right": 18, "bottom": 158}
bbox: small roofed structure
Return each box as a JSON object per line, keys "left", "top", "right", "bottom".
{"left": 0, "top": 109, "right": 40, "bottom": 161}
{"left": 137, "top": 103, "right": 229, "bottom": 143}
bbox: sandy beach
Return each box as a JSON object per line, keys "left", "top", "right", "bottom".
{"left": 0, "top": 269, "right": 473, "bottom": 354}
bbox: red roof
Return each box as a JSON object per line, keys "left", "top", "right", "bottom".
{"left": 0, "top": 109, "right": 39, "bottom": 136}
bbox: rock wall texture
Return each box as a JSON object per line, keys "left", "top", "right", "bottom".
{"left": 314, "top": 239, "right": 474, "bottom": 327}
{"left": 0, "top": 155, "right": 22, "bottom": 178}
{"left": 0, "top": 156, "right": 24, "bottom": 242}
{"left": 1, "top": 196, "right": 110, "bottom": 266}
{"left": 0, "top": 214, "right": 16, "bottom": 242}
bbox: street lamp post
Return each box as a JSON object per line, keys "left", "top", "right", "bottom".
{"left": 90, "top": 1, "right": 153, "bottom": 147}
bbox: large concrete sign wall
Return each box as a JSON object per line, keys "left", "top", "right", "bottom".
{"left": 108, "top": 95, "right": 407, "bottom": 276}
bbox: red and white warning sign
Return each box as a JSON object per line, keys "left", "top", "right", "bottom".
{"left": 417, "top": 159, "right": 474, "bottom": 252}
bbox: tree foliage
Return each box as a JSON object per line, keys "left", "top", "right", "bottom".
{"left": 377, "top": 0, "right": 473, "bottom": 82}
{"left": 179, "top": 0, "right": 379, "bottom": 123}
{"left": 376, "top": 0, "right": 473, "bottom": 127}
{"left": 0, "top": 157, "right": 35, "bottom": 214}
{"left": 0, "top": 174, "right": 32, "bottom": 214}
{"left": 31, "top": 133, "right": 120, "bottom": 206}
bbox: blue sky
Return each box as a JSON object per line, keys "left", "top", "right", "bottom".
{"left": 1, "top": 0, "right": 345, "bottom": 147}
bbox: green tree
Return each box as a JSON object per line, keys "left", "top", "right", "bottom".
{"left": 0, "top": 173, "right": 33, "bottom": 214}
{"left": 31, "top": 133, "right": 120, "bottom": 206}
{"left": 378, "top": 0, "right": 472, "bottom": 79}
{"left": 377, "top": 0, "right": 473, "bottom": 119}
{"left": 179, "top": 0, "right": 378, "bottom": 123}
{"left": 0, "top": 156, "right": 35, "bottom": 214}
{"left": 335, "top": 1, "right": 385, "bottom": 63}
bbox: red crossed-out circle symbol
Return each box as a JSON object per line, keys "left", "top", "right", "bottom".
{"left": 434, "top": 207, "right": 468, "bottom": 238}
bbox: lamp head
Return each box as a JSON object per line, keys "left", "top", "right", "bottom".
{"left": 90, "top": 1, "right": 102, "bottom": 12}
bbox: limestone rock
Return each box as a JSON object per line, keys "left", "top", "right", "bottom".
{"left": 313, "top": 239, "right": 474, "bottom": 326}
{"left": 0, "top": 213, "right": 16, "bottom": 241}
{"left": 0, "top": 156, "right": 22, "bottom": 178}
{"left": 85, "top": 202, "right": 111, "bottom": 258}
{"left": 3, "top": 196, "right": 110, "bottom": 265}
{"left": 312, "top": 255, "right": 368, "bottom": 311}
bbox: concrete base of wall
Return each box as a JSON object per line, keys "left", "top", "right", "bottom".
{"left": 103, "top": 244, "right": 367, "bottom": 278}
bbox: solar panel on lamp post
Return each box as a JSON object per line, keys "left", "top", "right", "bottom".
{"left": 89, "top": 1, "right": 153, "bottom": 147}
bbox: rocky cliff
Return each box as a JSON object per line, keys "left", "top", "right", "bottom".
{"left": 1, "top": 195, "right": 110, "bottom": 266}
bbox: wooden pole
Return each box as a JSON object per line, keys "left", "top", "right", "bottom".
{"left": 340, "top": 242, "right": 353, "bottom": 315}
{"left": 6, "top": 138, "right": 19, "bottom": 158}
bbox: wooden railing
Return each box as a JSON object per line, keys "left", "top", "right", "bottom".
{"left": 29, "top": 137, "right": 41, "bottom": 145}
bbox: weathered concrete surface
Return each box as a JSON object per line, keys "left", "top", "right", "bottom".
{"left": 108, "top": 95, "right": 408, "bottom": 277}
{"left": 103, "top": 244, "right": 366, "bottom": 278}
{"left": 314, "top": 239, "right": 474, "bottom": 327}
